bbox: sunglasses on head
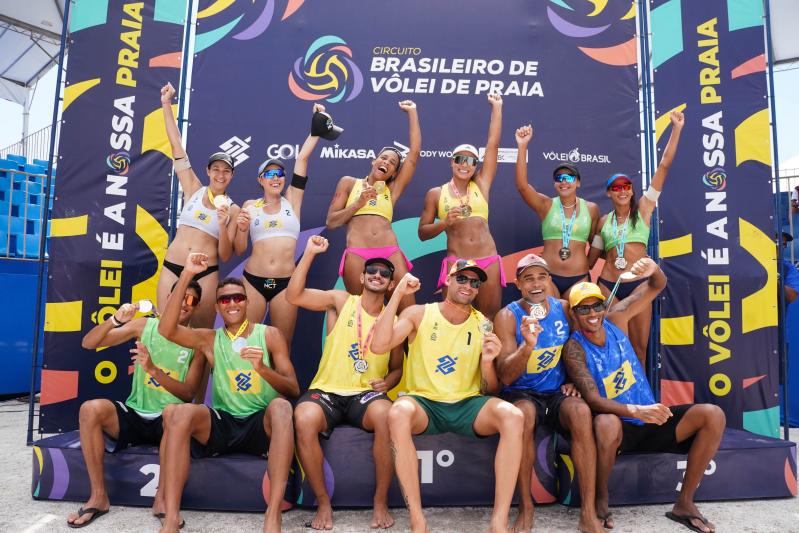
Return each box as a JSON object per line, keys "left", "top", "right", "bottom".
{"left": 184, "top": 294, "right": 199, "bottom": 307}
{"left": 573, "top": 302, "right": 606, "bottom": 315}
{"left": 554, "top": 173, "right": 577, "bottom": 183}
{"left": 454, "top": 273, "right": 481, "bottom": 289}
{"left": 260, "top": 168, "right": 285, "bottom": 180}
{"left": 365, "top": 264, "right": 392, "bottom": 278}
{"left": 217, "top": 293, "right": 247, "bottom": 305}
{"left": 609, "top": 182, "right": 632, "bottom": 192}
{"left": 452, "top": 154, "right": 478, "bottom": 166}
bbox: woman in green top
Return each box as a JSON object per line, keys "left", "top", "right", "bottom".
{"left": 514, "top": 125, "right": 600, "bottom": 297}
{"left": 588, "top": 110, "right": 684, "bottom": 368}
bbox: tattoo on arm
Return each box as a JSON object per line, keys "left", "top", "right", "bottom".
{"left": 562, "top": 339, "right": 598, "bottom": 398}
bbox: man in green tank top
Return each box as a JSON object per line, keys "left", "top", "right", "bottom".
{"left": 157, "top": 252, "right": 299, "bottom": 533}
{"left": 66, "top": 282, "right": 205, "bottom": 528}
{"left": 286, "top": 235, "right": 404, "bottom": 530}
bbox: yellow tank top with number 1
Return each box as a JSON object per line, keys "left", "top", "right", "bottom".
{"left": 406, "top": 303, "right": 486, "bottom": 402}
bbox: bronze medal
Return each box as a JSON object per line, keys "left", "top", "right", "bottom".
{"left": 559, "top": 247, "right": 571, "bottom": 260}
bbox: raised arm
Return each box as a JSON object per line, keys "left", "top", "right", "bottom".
{"left": 639, "top": 110, "right": 684, "bottom": 221}
{"left": 387, "top": 100, "right": 421, "bottom": 201}
{"left": 160, "top": 82, "right": 202, "bottom": 198}
{"left": 514, "top": 124, "right": 551, "bottom": 220}
{"left": 285, "top": 236, "right": 343, "bottom": 311}
{"left": 495, "top": 308, "right": 543, "bottom": 386}
{"left": 157, "top": 253, "right": 215, "bottom": 351}
{"left": 130, "top": 340, "right": 207, "bottom": 402}
{"left": 82, "top": 303, "right": 147, "bottom": 349}
{"left": 240, "top": 326, "right": 300, "bottom": 398}
{"left": 370, "top": 273, "right": 422, "bottom": 353}
{"left": 474, "top": 92, "right": 503, "bottom": 194}
{"left": 418, "top": 187, "right": 458, "bottom": 241}
{"left": 285, "top": 103, "right": 324, "bottom": 212}
{"left": 326, "top": 176, "right": 372, "bottom": 229}
{"left": 607, "top": 257, "right": 667, "bottom": 335}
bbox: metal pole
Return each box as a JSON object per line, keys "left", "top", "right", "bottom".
{"left": 27, "top": 0, "right": 71, "bottom": 445}
{"left": 763, "top": 0, "right": 789, "bottom": 441}
{"left": 22, "top": 89, "right": 32, "bottom": 159}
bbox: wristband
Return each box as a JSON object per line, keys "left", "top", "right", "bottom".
{"left": 291, "top": 173, "right": 308, "bottom": 190}
{"left": 591, "top": 234, "right": 604, "bottom": 250}
{"left": 643, "top": 186, "right": 661, "bottom": 202}
{"left": 110, "top": 315, "right": 127, "bottom": 327}
{"left": 173, "top": 157, "right": 192, "bottom": 172}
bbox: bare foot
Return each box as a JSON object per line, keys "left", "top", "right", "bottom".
{"left": 158, "top": 518, "right": 183, "bottom": 533}
{"left": 409, "top": 511, "right": 428, "bottom": 533}
{"left": 579, "top": 513, "right": 606, "bottom": 533}
{"left": 669, "top": 501, "right": 715, "bottom": 533}
{"left": 264, "top": 509, "right": 282, "bottom": 533}
{"left": 66, "top": 495, "right": 110, "bottom": 527}
{"left": 307, "top": 503, "right": 333, "bottom": 530}
{"left": 489, "top": 515, "right": 511, "bottom": 533}
{"left": 511, "top": 506, "right": 534, "bottom": 533}
{"left": 596, "top": 498, "right": 613, "bottom": 530}
{"left": 370, "top": 503, "right": 395, "bottom": 529}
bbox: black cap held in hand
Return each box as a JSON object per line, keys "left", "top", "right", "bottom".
{"left": 311, "top": 111, "right": 343, "bottom": 140}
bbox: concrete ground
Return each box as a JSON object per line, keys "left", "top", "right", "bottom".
{"left": 1, "top": 399, "right": 797, "bottom": 532}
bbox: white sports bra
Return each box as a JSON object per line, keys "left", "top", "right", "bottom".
{"left": 177, "top": 187, "right": 223, "bottom": 239}
{"left": 250, "top": 196, "right": 300, "bottom": 243}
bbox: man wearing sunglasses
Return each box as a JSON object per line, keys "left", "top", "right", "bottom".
{"left": 494, "top": 254, "right": 603, "bottom": 533}
{"left": 371, "top": 260, "right": 524, "bottom": 533}
{"left": 67, "top": 283, "right": 204, "bottom": 528}
{"left": 285, "top": 235, "right": 404, "bottom": 530}
{"left": 563, "top": 258, "right": 724, "bottom": 533}
{"left": 156, "top": 253, "right": 300, "bottom": 533}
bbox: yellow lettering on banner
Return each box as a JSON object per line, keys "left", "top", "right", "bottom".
{"left": 122, "top": 2, "right": 144, "bottom": 21}
{"left": 709, "top": 373, "right": 731, "bottom": 396}
{"left": 99, "top": 268, "right": 121, "bottom": 287}
{"left": 95, "top": 361, "right": 118, "bottom": 384}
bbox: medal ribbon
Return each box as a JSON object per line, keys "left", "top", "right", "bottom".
{"left": 611, "top": 211, "right": 629, "bottom": 261}
{"left": 356, "top": 298, "right": 382, "bottom": 360}
{"left": 448, "top": 180, "right": 471, "bottom": 212}
{"left": 225, "top": 319, "right": 249, "bottom": 341}
{"left": 560, "top": 199, "right": 578, "bottom": 249}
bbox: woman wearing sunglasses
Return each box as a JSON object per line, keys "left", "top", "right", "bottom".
{"left": 588, "top": 110, "right": 684, "bottom": 368}
{"left": 232, "top": 104, "right": 323, "bottom": 345}
{"left": 418, "top": 93, "right": 503, "bottom": 319}
{"left": 158, "top": 82, "right": 239, "bottom": 327}
{"left": 513, "top": 124, "right": 600, "bottom": 299}
{"left": 326, "top": 100, "right": 421, "bottom": 309}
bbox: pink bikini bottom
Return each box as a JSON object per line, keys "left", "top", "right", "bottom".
{"left": 338, "top": 245, "right": 414, "bottom": 277}
{"left": 437, "top": 254, "right": 507, "bottom": 288}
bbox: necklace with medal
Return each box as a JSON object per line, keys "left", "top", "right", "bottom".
{"left": 525, "top": 298, "right": 548, "bottom": 320}
{"left": 207, "top": 187, "right": 230, "bottom": 209}
{"left": 226, "top": 319, "right": 250, "bottom": 354}
{"left": 612, "top": 211, "right": 629, "bottom": 270}
{"left": 354, "top": 298, "right": 382, "bottom": 374}
{"left": 250, "top": 196, "right": 277, "bottom": 217}
{"left": 370, "top": 177, "right": 386, "bottom": 194}
{"left": 448, "top": 180, "right": 472, "bottom": 218}
{"left": 559, "top": 199, "right": 577, "bottom": 260}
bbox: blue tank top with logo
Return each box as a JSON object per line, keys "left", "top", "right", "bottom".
{"left": 571, "top": 321, "right": 654, "bottom": 425}
{"left": 501, "top": 297, "right": 569, "bottom": 394}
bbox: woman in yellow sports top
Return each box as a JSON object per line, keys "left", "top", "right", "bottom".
{"left": 326, "top": 100, "right": 420, "bottom": 309}
{"left": 418, "top": 92, "right": 504, "bottom": 319}
{"left": 588, "top": 110, "right": 684, "bottom": 368}
{"left": 157, "top": 82, "right": 239, "bottom": 327}
{"left": 232, "top": 103, "right": 323, "bottom": 346}
{"left": 513, "top": 124, "right": 600, "bottom": 298}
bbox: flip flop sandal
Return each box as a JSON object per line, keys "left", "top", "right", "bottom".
{"left": 154, "top": 512, "right": 186, "bottom": 529}
{"left": 597, "top": 511, "right": 614, "bottom": 529}
{"left": 665, "top": 511, "right": 714, "bottom": 533}
{"left": 67, "top": 507, "right": 109, "bottom": 529}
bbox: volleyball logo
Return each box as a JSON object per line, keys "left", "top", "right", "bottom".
{"left": 702, "top": 168, "right": 727, "bottom": 191}
{"left": 106, "top": 151, "right": 130, "bottom": 175}
{"left": 288, "top": 36, "right": 363, "bottom": 103}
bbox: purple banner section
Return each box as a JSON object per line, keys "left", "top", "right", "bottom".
{"left": 186, "top": 0, "right": 641, "bottom": 387}
{"left": 650, "top": 0, "right": 778, "bottom": 436}
{"left": 41, "top": 1, "right": 186, "bottom": 432}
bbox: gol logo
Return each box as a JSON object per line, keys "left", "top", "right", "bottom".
{"left": 288, "top": 35, "right": 363, "bottom": 103}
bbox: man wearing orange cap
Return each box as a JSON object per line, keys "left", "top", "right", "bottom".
{"left": 495, "top": 254, "right": 603, "bottom": 533}
{"left": 371, "top": 259, "right": 524, "bottom": 533}
{"left": 562, "top": 258, "right": 725, "bottom": 533}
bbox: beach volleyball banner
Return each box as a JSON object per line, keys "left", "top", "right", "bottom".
{"left": 185, "top": 0, "right": 641, "bottom": 387}
{"left": 650, "top": 0, "right": 778, "bottom": 436}
{"left": 40, "top": 0, "right": 187, "bottom": 432}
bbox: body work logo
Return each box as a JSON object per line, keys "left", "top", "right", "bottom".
{"left": 289, "top": 36, "right": 363, "bottom": 103}
{"left": 107, "top": 151, "right": 130, "bottom": 175}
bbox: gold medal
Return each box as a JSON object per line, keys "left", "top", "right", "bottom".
{"left": 373, "top": 180, "right": 386, "bottom": 193}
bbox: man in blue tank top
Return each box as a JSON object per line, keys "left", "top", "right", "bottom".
{"left": 563, "top": 258, "right": 724, "bottom": 533}
{"left": 495, "top": 254, "right": 603, "bottom": 533}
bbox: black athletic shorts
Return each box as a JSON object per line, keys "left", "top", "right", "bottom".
{"left": 113, "top": 401, "right": 164, "bottom": 451}
{"left": 620, "top": 403, "right": 695, "bottom": 454}
{"left": 197, "top": 407, "right": 269, "bottom": 457}
{"left": 296, "top": 389, "right": 389, "bottom": 439}
{"left": 500, "top": 389, "right": 569, "bottom": 434}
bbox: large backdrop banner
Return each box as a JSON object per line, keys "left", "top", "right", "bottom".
{"left": 650, "top": 0, "right": 778, "bottom": 436}
{"left": 41, "top": 0, "right": 187, "bottom": 432}
{"left": 185, "top": 0, "right": 641, "bottom": 388}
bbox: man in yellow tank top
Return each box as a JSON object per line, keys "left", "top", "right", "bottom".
{"left": 156, "top": 253, "right": 300, "bottom": 533}
{"left": 286, "top": 236, "right": 404, "bottom": 530}
{"left": 372, "top": 261, "right": 524, "bottom": 533}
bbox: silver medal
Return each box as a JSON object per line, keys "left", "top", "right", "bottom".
{"left": 137, "top": 299, "right": 153, "bottom": 313}
{"left": 354, "top": 359, "right": 369, "bottom": 373}
{"left": 529, "top": 303, "right": 547, "bottom": 320}
{"left": 213, "top": 195, "right": 229, "bottom": 209}
{"left": 619, "top": 271, "right": 637, "bottom": 281}
{"left": 614, "top": 257, "right": 628, "bottom": 270}
{"left": 231, "top": 337, "right": 248, "bottom": 353}
{"left": 480, "top": 319, "right": 493, "bottom": 333}
{"left": 460, "top": 204, "right": 472, "bottom": 218}
{"left": 559, "top": 247, "right": 571, "bottom": 260}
